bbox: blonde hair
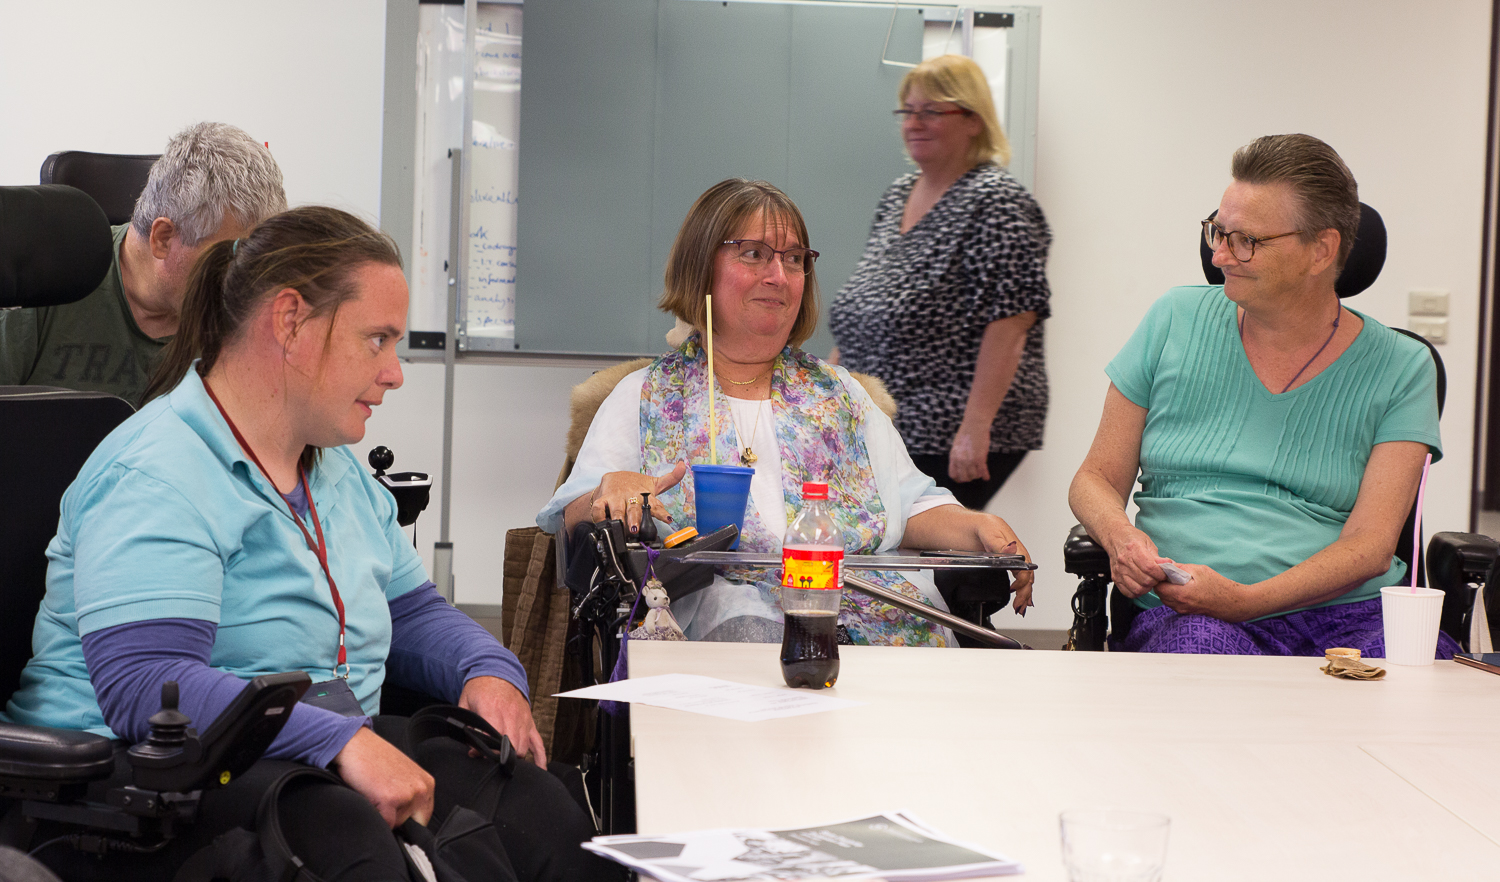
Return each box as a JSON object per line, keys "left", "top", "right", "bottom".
{"left": 899, "top": 55, "right": 1010, "bottom": 167}
{"left": 658, "top": 179, "right": 820, "bottom": 349}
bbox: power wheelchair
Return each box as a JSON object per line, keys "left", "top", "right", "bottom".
{"left": 1063, "top": 203, "right": 1500, "bottom": 652}
{"left": 0, "top": 183, "right": 436, "bottom": 878}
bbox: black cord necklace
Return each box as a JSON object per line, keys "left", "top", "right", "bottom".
{"left": 1239, "top": 305, "right": 1341, "bottom": 394}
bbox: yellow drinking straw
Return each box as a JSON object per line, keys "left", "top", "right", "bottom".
{"left": 706, "top": 294, "right": 717, "bottom": 465}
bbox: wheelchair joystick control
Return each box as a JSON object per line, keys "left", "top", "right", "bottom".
{"left": 128, "top": 682, "right": 197, "bottom": 764}
{"left": 637, "top": 492, "right": 659, "bottom": 543}
{"left": 369, "top": 445, "right": 395, "bottom": 477}
{"left": 367, "top": 446, "right": 432, "bottom": 528}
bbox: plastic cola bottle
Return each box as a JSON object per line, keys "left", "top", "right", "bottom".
{"left": 779, "top": 481, "right": 843, "bottom": 688}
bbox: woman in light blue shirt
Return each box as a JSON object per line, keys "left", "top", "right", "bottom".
{"left": 6, "top": 207, "right": 610, "bottom": 881}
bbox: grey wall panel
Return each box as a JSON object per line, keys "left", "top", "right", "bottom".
{"left": 515, "top": 0, "right": 659, "bottom": 353}
{"left": 650, "top": 0, "right": 794, "bottom": 349}
{"left": 786, "top": 4, "right": 923, "bottom": 359}
{"left": 515, "top": 0, "right": 925, "bottom": 356}
{"left": 381, "top": 0, "right": 419, "bottom": 305}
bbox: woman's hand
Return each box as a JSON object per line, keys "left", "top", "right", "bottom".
{"left": 951, "top": 313, "right": 1036, "bottom": 485}
{"left": 331, "top": 727, "right": 436, "bottom": 828}
{"left": 978, "top": 525, "right": 1034, "bottom": 614}
{"left": 1103, "top": 524, "right": 1165, "bottom": 599}
{"left": 566, "top": 462, "right": 687, "bottom": 535}
{"left": 947, "top": 425, "right": 992, "bottom": 484}
{"left": 460, "top": 676, "right": 547, "bottom": 768}
{"left": 903, "top": 506, "right": 1034, "bottom": 614}
{"left": 1156, "top": 564, "right": 1257, "bottom": 622}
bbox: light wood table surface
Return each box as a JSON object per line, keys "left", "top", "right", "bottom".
{"left": 627, "top": 642, "right": 1500, "bottom": 881}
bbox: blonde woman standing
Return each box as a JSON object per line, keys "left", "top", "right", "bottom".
{"left": 830, "top": 54, "right": 1051, "bottom": 511}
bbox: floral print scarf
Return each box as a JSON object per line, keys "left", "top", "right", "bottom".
{"left": 639, "top": 336, "right": 947, "bottom": 646}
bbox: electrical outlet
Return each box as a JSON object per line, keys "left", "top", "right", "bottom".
{"left": 1409, "top": 290, "right": 1449, "bottom": 316}
{"left": 1409, "top": 316, "right": 1448, "bottom": 344}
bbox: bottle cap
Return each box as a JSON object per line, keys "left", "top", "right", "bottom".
{"left": 802, "top": 481, "right": 829, "bottom": 500}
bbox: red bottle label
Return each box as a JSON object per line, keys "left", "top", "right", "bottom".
{"left": 781, "top": 547, "right": 843, "bottom": 590}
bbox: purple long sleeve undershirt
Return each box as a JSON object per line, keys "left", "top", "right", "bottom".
{"left": 80, "top": 583, "right": 528, "bottom": 769}
{"left": 78, "top": 481, "right": 528, "bottom": 768}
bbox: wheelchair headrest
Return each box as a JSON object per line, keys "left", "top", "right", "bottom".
{"left": 0, "top": 185, "right": 114, "bottom": 309}
{"left": 1200, "top": 202, "right": 1386, "bottom": 298}
{"left": 40, "top": 150, "right": 159, "bottom": 226}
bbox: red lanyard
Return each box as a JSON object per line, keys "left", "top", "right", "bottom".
{"left": 204, "top": 381, "right": 349, "bottom": 678}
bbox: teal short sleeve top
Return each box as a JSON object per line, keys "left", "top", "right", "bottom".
{"left": 1106, "top": 286, "right": 1442, "bottom": 616}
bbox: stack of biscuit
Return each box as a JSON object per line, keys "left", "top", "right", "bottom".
{"left": 1321, "top": 647, "right": 1386, "bottom": 680}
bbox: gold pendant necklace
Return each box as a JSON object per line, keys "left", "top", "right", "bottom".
{"left": 731, "top": 399, "right": 765, "bottom": 466}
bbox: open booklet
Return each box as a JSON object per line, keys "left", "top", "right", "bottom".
{"left": 583, "top": 810, "right": 1022, "bottom": 881}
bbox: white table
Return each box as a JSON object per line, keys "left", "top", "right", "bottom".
{"left": 627, "top": 642, "right": 1500, "bottom": 881}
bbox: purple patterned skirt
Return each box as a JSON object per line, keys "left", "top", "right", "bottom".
{"left": 1116, "top": 597, "right": 1461, "bottom": 658}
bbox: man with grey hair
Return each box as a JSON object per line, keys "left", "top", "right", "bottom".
{"left": 0, "top": 122, "right": 286, "bottom": 404}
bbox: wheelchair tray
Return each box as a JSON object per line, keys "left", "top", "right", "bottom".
{"left": 680, "top": 550, "right": 1033, "bottom": 570}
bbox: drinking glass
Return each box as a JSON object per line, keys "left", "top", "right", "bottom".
{"left": 1059, "top": 808, "right": 1170, "bottom": 882}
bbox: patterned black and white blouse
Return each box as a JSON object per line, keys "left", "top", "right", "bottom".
{"left": 829, "top": 163, "right": 1052, "bottom": 456}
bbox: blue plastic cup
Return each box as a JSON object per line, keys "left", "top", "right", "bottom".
{"left": 691, "top": 464, "right": 754, "bottom": 549}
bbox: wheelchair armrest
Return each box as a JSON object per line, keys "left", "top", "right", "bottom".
{"left": 1064, "top": 524, "right": 1111, "bottom": 576}
{"left": 1428, "top": 531, "right": 1499, "bottom": 651}
{"left": 0, "top": 722, "right": 115, "bottom": 800}
{"left": 1428, "top": 532, "right": 1499, "bottom": 588}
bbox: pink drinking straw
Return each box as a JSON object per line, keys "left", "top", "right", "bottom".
{"left": 1411, "top": 452, "right": 1433, "bottom": 590}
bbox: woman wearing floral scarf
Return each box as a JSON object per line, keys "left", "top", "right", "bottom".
{"left": 539, "top": 179, "right": 1033, "bottom": 646}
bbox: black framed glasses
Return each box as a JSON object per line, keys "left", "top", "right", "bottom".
{"left": 722, "top": 239, "right": 819, "bottom": 274}
{"left": 1202, "top": 217, "right": 1304, "bottom": 262}
{"left": 891, "top": 107, "right": 971, "bottom": 123}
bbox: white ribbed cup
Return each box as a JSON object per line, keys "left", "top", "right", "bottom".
{"left": 1380, "top": 586, "right": 1445, "bottom": 666}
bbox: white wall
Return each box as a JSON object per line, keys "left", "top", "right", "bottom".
{"left": 3, "top": 0, "right": 1492, "bottom": 631}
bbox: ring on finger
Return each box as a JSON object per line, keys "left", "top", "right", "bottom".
{"left": 626, "top": 496, "right": 641, "bottom": 507}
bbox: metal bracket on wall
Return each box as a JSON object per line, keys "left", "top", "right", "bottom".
{"left": 408, "top": 331, "right": 446, "bottom": 351}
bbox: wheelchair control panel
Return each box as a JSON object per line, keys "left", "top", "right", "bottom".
{"left": 8, "top": 671, "right": 309, "bottom": 856}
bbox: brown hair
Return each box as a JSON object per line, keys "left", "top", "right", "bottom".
{"left": 658, "top": 179, "right": 820, "bottom": 349}
{"left": 1230, "top": 134, "right": 1360, "bottom": 274}
{"left": 899, "top": 54, "right": 1010, "bottom": 167}
{"left": 145, "top": 206, "right": 402, "bottom": 469}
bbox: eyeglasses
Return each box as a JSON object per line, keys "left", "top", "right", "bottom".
{"left": 722, "top": 239, "right": 819, "bottom": 274}
{"left": 1201, "top": 218, "right": 1304, "bottom": 262}
{"left": 892, "top": 107, "right": 971, "bottom": 123}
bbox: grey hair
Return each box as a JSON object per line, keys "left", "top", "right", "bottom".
{"left": 130, "top": 122, "right": 288, "bottom": 246}
{"left": 1231, "top": 134, "right": 1359, "bottom": 274}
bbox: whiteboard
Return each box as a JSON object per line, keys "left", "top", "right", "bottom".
{"left": 407, "top": 1, "right": 521, "bottom": 343}
{"left": 408, "top": 4, "right": 464, "bottom": 339}
{"left": 466, "top": 5, "right": 523, "bottom": 338}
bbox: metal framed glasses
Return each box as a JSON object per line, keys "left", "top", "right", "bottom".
{"left": 1201, "top": 217, "right": 1304, "bottom": 262}
{"left": 722, "top": 239, "right": 819, "bottom": 274}
{"left": 892, "top": 107, "right": 971, "bottom": 123}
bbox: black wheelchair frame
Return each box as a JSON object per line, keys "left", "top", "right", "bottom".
{"left": 1064, "top": 527, "right": 1500, "bottom": 653}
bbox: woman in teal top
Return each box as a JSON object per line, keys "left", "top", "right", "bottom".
{"left": 1069, "top": 134, "right": 1452, "bottom": 657}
